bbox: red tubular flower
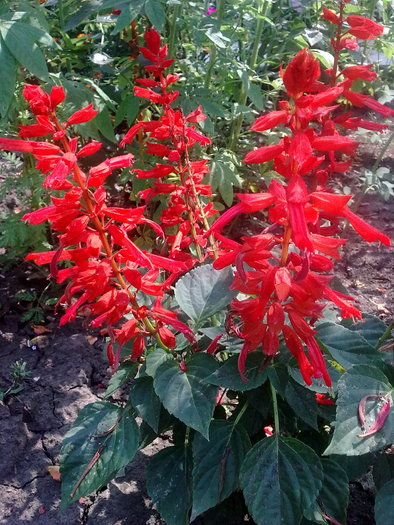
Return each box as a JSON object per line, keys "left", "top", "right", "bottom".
{"left": 251, "top": 110, "right": 289, "bottom": 132}
{"left": 244, "top": 142, "right": 285, "bottom": 164}
{"left": 346, "top": 15, "right": 384, "bottom": 40}
{"left": 66, "top": 104, "right": 98, "bottom": 126}
{"left": 322, "top": 8, "right": 340, "bottom": 25}
{"left": 341, "top": 65, "right": 377, "bottom": 82}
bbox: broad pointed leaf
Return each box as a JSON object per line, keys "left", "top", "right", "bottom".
{"left": 240, "top": 435, "right": 323, "bottom": 525}
{"left": 153, "top": 353, "right": 219, "bottom": 438}
{"left": 0, "top": 35, "right": 16, "bottom": 116}
{"left": 144, "top": 0, "right": 165, "bottom": 30}
{"left": 147, "top": 445, "right": 192, "bottom": 525}
{"left": 191, "top": 420, "right": 251, "bottom": 519}
{"left": 174, "top": 264, "right": 236, "bottom": 325}
{"left": 375, "top": 479, "right": 394, "bottom": 525}
{"left": 60, "top": 402, "right": 139, "bottom": 504}
{"left": 130, "top": 376, "right": 161, "bottom": 432}
{"left": 145, "top": 348, "right": 173, "bottom": 377}
{"left": 304, "top": 459, "right": 349, "bottom": 523}
{"left": 342, "top": 315, "right": 387, "bottom": 348}
{"left": 317, "top": 322, "right": 382, "bottom": 369}
{"left": 0, "top": 21, "right": 48, "bottom": 80}
{"left": 104, "top": 362, "right": 137, "bottom": 398}
{"left": 324, "top": 365, "right": 393, "bottom": 456}
{"left": 204, "top": 352, "right": 267, "bottom": 391}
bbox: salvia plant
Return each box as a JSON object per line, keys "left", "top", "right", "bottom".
{"left": 0, "top": 1, "right": 393, "bottom": 524}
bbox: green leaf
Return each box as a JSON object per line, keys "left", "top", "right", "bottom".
{"left": 317, "top": 322, "right": 382, "bottom": 370}
{"left": 320, "top": 459, "right": 349, "bottom": 523}
{"left": 191, "top": 420, "right": 251, "bottom": 519}
{"left": 284, "top": 378, "right": 319, "bottom": 430}
{"left": 324, "top": 365, "right": 393, "bottom": 456}
{"left": 240, "top": 435, "right": 323, "bottom": 525}
{"left": 343, "top": 315, "right": 387, "bottom": 348}
{"left": 112, "top": 0, "right": 145, "bottom": 34}
{"left": 375, "top": 479, "right": 394, "bottom": 525}
{"left": 373, "top": 453, "right": 394, "bottom": 491}
{"left": 204, "top": 352, "right": 267, "bottom": 391}
{"left": 104, "top": 362, "right": 137, "bottom": 398}
{"left": 94, "top": 105, "right": 116, "bottom": 143}
{"left": 130, "top": 376, "right": 161, "bottom": 432}
{"left": 144, "top": 0, "right": 165, "bottom": 30}
{"left": 153, "top": 353, "right": 219, "bottom": 438}
{"left": 174, "top": 264, "right": 237, "bottom": 325}
{"left": 247, "top": 83, "right": 265, "bottom": 110}
{"left": 60, "top": 402, "right": 139, "bottom": 504}
{"left": 147, "top": 445, "right": 192, "bottom": 525}
{"left": 0, "top": 34, "right": 16, "bottom": 116}
{"left": 311, "top": 49, "right": 334, "bottom": 68}
{"left": 210, "top": 151, "right": 242, "bottom": 207}
{"left": 0, "top": 21, "right": 48, "bottom": 80}
{"left": 145, "top": 348, "right": 173, "bottom": 377}
{"left": 65, "top": 0, "right": 122, "bottom": 30}
{"left": 205, "top": 27, "right": 230, "bottom": 48}
{"left": 304, "top": 459, "right": 349, "bottom": 524}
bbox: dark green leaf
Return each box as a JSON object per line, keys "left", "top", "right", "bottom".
{"left": 112, "top": 0, "right": 145, "bottom": 34}
{"left": 191, "top": 420, "right": 251, "bottom": 519}
{"left": 0, "top": 35, "right": 16, "bottom": 116}
{"left": 60, "top": 402, "right": 139, "bottom": 504}
{"left": 0, "top": 21, "right": 48, "bottom": 80}
{"left": 104, "top": 362, "right": 136, "bottom": 398}
{"left": 204, "top": 352, "right": 267, "bottom": 391}
{"left": 324, "top": 365, "right": 393, "bottom": 456}
{"left": 144, "top": 0, "right": 165, "bottom": 30}
{"left": 373, "top": 453, "right": 394, "bottom": 491}
{"left": 145, "top": 348, "right": 173, "bottom": 377}
{"left": 342, "top": 315, "right": 387, "bottom": 348}
{"left": 174, "top": 264, "right": 237, "bottom": 325}
{"left": 375, "top": 479, "right": 394, "bottom": 525}
{"left": 284, "top": 379, "right": 319, "bottom": 430}
{"left": 205, "top": 27, "right": 230, "bottom": 48}
{"left": 304, "top": 459, "right": 349, "bottom": 524}
{"left": 317, "top": 322, "right": 382, "bottom": 369}
{"left": 130, "top": 376, "right": 161, "bottom": 432}
{"left": 153, "top": 353, "right": 219, "bottom": 438}
{"left": 147, "top": 445, "right": 192, "bottom": 525}
{"left": 240, "top": 435, "right": 323, "bottom": 525}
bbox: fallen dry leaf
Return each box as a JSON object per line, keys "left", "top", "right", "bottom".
{"left": 31, "top": 324, "right": 52, "bottom": 335}
{"left": 46, "top": 465, "right": 61, "bottom": 482}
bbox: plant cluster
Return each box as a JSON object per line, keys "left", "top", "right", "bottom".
{"left": 0, "top": 1, "right": 393, "bottom": 524}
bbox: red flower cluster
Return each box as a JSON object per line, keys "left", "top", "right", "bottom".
{"left": 0, "top": 83, "right": 195, "bottom": 369}
{"left": 0, "top": 3, "right": 391, "bottom": 388}
{"left": 121, "top": 29, "right": 217, "bottom": 264}
{"left": 208, "top": 4, "right": 391, "bottom": 386}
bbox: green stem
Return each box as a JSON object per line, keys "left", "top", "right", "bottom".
{"left": 376, "top": 318, "right": 394, "bottom": 348}
{"left": 233, "top": 400, "right": 249, "bottom": 426}
{"left": 227, "top": 0, "right": 268, "bottom": 150}
{"left": 168, "top": 3, "right": 181, "bottom": 71}
{"left": 203, "top": 0, "right": 225, "bottom": 90}
{"left": 362, "top": 0, "right": 379, "bottom": 63}
{"left": 58, "top": 0, "right": 65, "bottom": 31}
{"left": 270, "top": 382, "right": 280, "bottom": 434}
